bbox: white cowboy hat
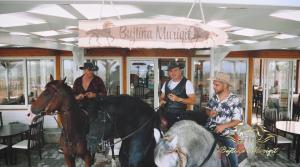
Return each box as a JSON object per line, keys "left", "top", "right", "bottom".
{"left": 208, "top": 72, "right": 232, "bottom": 86}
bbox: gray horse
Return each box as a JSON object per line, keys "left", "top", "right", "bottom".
{"left": 154, "top": 120, "right": 255, "bottom": 167}
{"left": 154, "top": 120, "right": 221, "bottom": 167}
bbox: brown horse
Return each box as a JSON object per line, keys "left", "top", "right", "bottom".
{"left": 31, "top": 75, "right": 91, "bottom": 167}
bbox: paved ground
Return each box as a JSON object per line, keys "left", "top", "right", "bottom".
{"left": 0, "top": 143, "right": 299, "bottom": 167}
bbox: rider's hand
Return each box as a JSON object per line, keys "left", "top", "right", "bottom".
{"left": 167, "top": 93, "right": 180, "bottom": 102}
{"left": 75, "top": 94, "right": 85, "bottom": 100}
{"left": 207, "top": 110, "right": 217, "bottom": 118}
{"left": 85, "top": 92, "right": 96, "bottom": 98}
{"left": 159, "top": 100, "right": 166, "bottom": 106}
{"left": 214, "top": 124, "right": 226, "bottom": 134}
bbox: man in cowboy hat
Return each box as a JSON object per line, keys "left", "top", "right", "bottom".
{"left": 72, "top": 62, "right": 107, "bottom": 155}
{"left": 206, "top": 72, "right": 243, "bottom": 167}
{"left": 159, "top": 60, "right": 196, "bottom": 129}
{"left": 73, "top": 62, "right": 106, "bottom": 101}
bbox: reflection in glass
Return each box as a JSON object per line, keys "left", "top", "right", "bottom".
{"left": 221, "top": 60, "right": 247, "bottom": 109}
{"left": 27, "top": 59, "right": 55, "bottom": 104}
{"left": 92, "top": 59, "right": 120, "bottom": 96}
{"left": 253, "top": 59, "right": 262, "bottom": 87}
{"left": 267, "top": 61, "right": 295, "bottom": 119}
{"left": 193, "top": 60, "right": 210, "bottom": 109}
{"left": 129, "top": 60, "right": 154, "bottom": 106}
{"left": 62, "top": 59, "right": 74, "bottom": 87}
{"left": 0, "top": 60, "right": 25, "bottom": 105}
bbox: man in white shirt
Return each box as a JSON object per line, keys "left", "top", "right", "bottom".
{"left": 159, "top": 61, "right": 196, "bottom": 128}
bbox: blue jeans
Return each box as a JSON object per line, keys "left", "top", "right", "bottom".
{"left": 217, "top": 135, "right": 238, "bottom": 167}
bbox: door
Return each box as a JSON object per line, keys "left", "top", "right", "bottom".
{"left": 263, "top": 60, "right": 295, "bottom": 120}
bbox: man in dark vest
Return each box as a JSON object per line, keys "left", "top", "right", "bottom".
{"left": 159, "top": 61, "right": 196, "bottom": 129}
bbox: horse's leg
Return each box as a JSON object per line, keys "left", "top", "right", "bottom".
{"left": 83, "top": 153, "right": 92, "bottom": 167}
{"left": 60, "top": 137, "right": 76, "bottom": 167}
{"left": 119, "top": 140, "right": 130, "bottom": 167}
{"left": 128, "top": 131, "right": 155, "bottom": 167}
{"left": 64, "top": 154, "right": 76, "bottom": 167}
{"left": 110, "top": 138, "right": 115, "bottom": 160}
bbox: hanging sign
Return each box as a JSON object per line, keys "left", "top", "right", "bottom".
{"left": 79, "top": 19, "right": 227, "bottom": 49}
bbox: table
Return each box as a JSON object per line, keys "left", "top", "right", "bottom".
{"left": 0, "top": 123, "right": 30, "bottom": 164}
{"left": 276, "top": 121, "right": 300, "bottom": 163}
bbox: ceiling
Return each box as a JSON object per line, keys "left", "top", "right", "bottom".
{"left": 0, "top": 0, "right": 300, "bottom": 51}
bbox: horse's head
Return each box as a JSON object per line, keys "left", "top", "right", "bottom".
{"left": 31, "top": 75, "right": 68, "bottom": 115}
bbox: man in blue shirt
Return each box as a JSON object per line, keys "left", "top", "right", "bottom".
{"left": 206, "top": 72, "right": 243, "bottom": 167}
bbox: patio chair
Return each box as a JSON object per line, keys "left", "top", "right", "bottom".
{"left": 11, "top": 117, "right": 43, "bottom": 167}
{"left": 133, "top": 85, "right": 145, "bottom": 98}
{"left": 0, "top": 143, "right": 8, "bottom": 165}
{"left": 263, "top": 118, "right": 292, "bottom": 160}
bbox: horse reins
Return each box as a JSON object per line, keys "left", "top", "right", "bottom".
{"left": 44, "top": 84, "right": 62, "bottom": 113}
{"left": 101, "top": 110, "right": 157, "bottom": 148}
{"left": 198, "top": 137, "right": 217, "bottom": 167}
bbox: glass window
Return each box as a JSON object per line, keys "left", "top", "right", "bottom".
{"left": 266, "top": 60, "right": 295, "bottom": 117}
{"left": 193, "top": 59, "right": 210, "bottom": 109}
{"left": 221, "top": 60, "right": 247, "bottom": 109}
{"left": 89, "top": 59, "right": 121, "bottom": 96}
{"left": 27, "top": 59, "right": 55, "bottom": 104}
{"left": 129, "top": 60, "right": 155, "bottom": 106}
{"left": 253, "top": 59, "right": 262, "bottom": 86}
{"left": 62, "top": 59, "right": 74, "bottom": 87}
{"left": 0, "top": 59, "right": 25, "bottom": 105}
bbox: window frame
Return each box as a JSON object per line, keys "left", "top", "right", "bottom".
{"left": 0, "top": 56, "right": 56, "bottom": 109}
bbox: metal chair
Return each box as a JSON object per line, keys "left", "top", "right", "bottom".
{"left": 263, "top": 118, "right": 292, "bottom": 160}
{"left": 0, "top": 143, "right": 8, "bottom": 165}
{"left": 12, "top": 117, "right": 43, "bottom": 167}
{"left": 133, "top": 85, "right": 145, "bottom": 99}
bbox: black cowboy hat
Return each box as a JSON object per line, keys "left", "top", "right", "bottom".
{"left": 79, "top": 62, "right": 99, "bottom": 71}
{"left": 167, "top": 60, "right": 184, "bottom": 71}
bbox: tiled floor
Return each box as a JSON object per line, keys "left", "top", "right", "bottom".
{"left": 0, "top": 143, "right": 299, "bottom": 167}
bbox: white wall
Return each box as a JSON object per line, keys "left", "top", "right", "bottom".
{"left": 1, "top": 109, "right": 58, "bottom": 128}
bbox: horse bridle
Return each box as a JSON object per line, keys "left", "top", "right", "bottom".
{"left": 42, "top": 84, "right": 62, "bottom": 115}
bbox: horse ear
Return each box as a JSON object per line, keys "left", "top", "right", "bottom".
{"left": 50, "top": 74, "right": 54, "bottom": 81}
